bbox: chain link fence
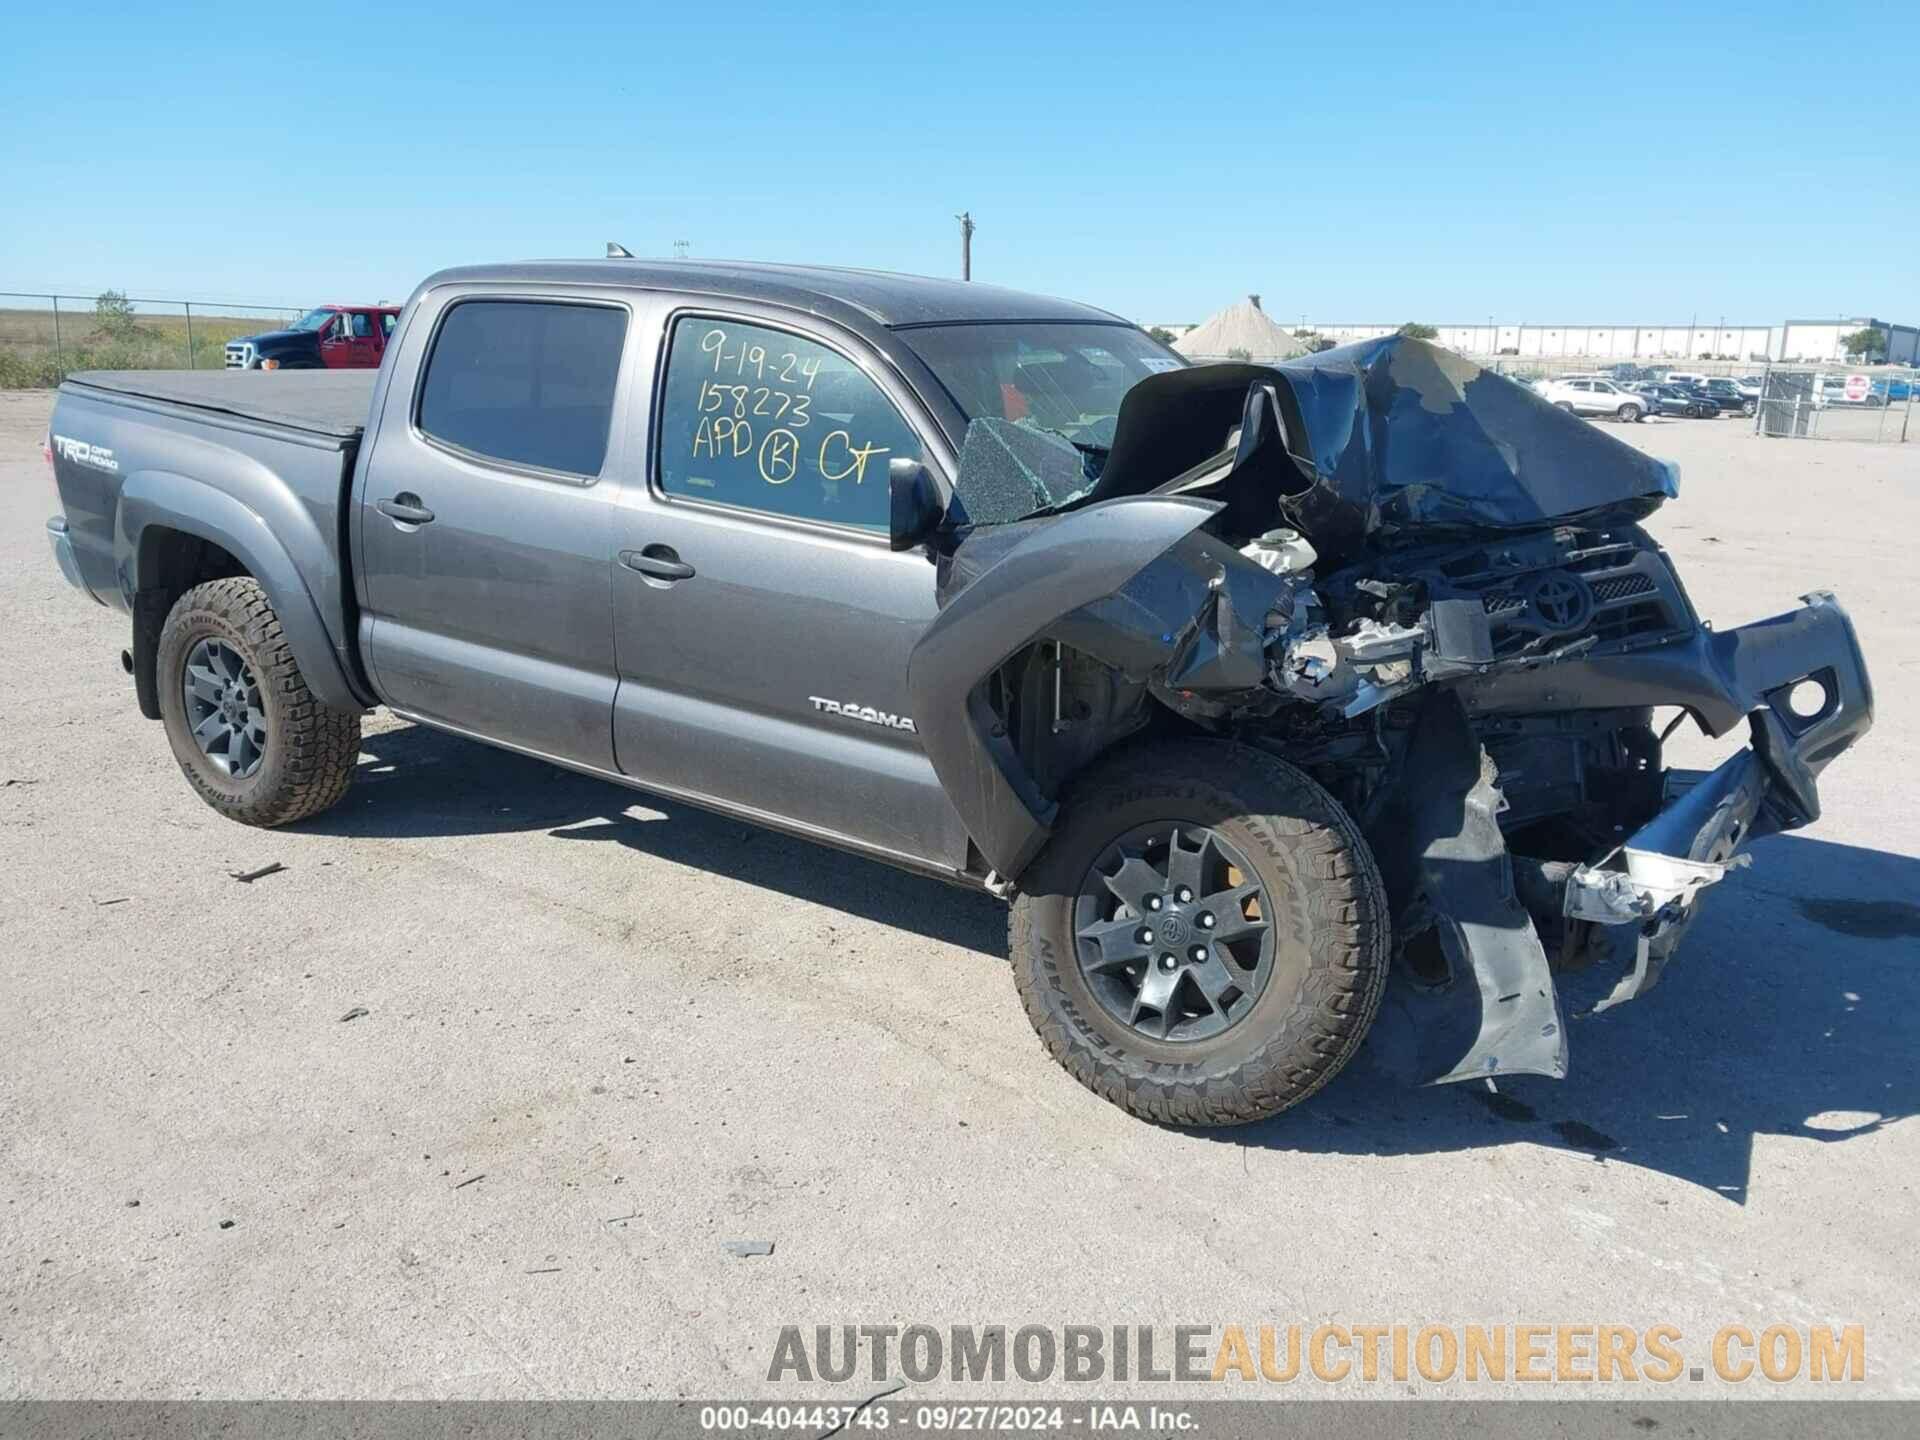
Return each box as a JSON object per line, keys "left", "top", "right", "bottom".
{"left": 1754, "top": 364, "right": 1918, "bottom": 443}
{"left": 0, "top": 292, "right": 304, "bottom": 389}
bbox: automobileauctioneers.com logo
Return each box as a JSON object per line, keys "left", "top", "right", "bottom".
{"left": 767, "top": 1323, "right": 1865, "bottom": 1386}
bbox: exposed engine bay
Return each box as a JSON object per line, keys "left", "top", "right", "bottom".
{"left": 907, "top": 337, "right": 1873, "bottom": 1086}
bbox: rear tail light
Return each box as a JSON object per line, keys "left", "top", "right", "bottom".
{"left": 42, "top": 433, "right": 53, "bottom": 470}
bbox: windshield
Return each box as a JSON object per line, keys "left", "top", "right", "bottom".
{"left": 901, "top": 322, "right": 1184, "bottom": 523}
{"left": 904, "top": 322, "right": 1183, "bottom": 448}
{"left": 288, "top": 308, "right": 338, "bottom": 332}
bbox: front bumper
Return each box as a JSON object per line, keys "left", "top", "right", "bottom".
{"left": 1561, "top": 590, "right": 1873, "bottom": 1008}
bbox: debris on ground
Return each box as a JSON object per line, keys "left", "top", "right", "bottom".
{"left": 218, "top": 1219, "right": 235, "bottom": 1230}
{"left": 722, "top": 1240, "right": 774, "bottom": 1258}
{"left": 339, "top": 1006, "right": 369, "bottom": 1023}
{"left": 452, "top": 1173, "right": 485, "bottom": 1190}
{"left": 92, "top": 897, "right": 130, "bottom": 907}
{"left": 228, "top": 862, "right": 288, "bottom": 884}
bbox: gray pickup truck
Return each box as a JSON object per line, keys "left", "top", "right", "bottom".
{"left": 45, "top": 260, "right": 1873, "bottom": 1125}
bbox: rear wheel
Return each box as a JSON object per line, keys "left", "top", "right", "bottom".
{"left": 156, "top": 578, "right": 361, "bottom": 827}
{"left": 1009, "top": 741, "right": 1389, "bottom": 1125}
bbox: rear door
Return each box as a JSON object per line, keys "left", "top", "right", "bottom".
{"left": 607, "top": 303, "right": 970, "bottom": 873}
{"left": 356, "top": 288, "right": 648, "bottom": 770}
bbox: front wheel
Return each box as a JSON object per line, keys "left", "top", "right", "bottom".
{"left": 156, "top": 577, "right": 361, "bottom": 827}
{"left": 1009, "top": 741, "right": 1390, "bottom": 1126}
{"left": 1616, "top": 404, "right": 1641, "bottom": 423}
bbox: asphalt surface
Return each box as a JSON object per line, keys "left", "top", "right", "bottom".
{"left": 2, "top": 390, "right": 1916, "bottom": 1400}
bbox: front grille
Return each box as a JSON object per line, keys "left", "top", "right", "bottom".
{"left": 224, "top": 342, "right": 253, "bottom": 369}
{"left": 1418, "top": 526, "right": 1693, "bottom": 657}
{"left": 1590, "top": 573, "right": 1656, "bottom": 604}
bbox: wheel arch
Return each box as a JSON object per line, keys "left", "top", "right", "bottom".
{"left": 908, "top": 495, "right": 1288, "bottom": 882}
{"left": 116, "top": 471, "right": 363, "bottom": 717}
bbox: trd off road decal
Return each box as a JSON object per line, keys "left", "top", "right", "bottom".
{"left": 52, "top": 435, "right": 119, "bottom": 473}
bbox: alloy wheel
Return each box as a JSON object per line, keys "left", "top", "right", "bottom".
{"left": 1073, "top": 823, "right": 1277, "bottom": 1043}
{"left": 182, "top": 637, "right": 267, "bottom": 779}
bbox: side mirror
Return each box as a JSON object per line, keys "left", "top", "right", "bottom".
{"left": 888, "top": 457, "right": 945, "bottom": 552}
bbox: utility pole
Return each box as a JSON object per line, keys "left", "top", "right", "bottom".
{"left": 956, "top": 211, "right": 975, "bottom": 281}
{"left": 673, "top": 239, "right": 690, "bottom": 260}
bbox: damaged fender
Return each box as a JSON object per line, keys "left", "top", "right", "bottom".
{"left": 906, "top": 495, "right": 1289, "bottom": 880}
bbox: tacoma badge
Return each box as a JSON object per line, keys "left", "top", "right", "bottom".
{"left": 809, "top": 696, "right": 917, "bottom": 733}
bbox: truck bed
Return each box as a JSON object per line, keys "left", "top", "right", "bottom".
{"left": 62, "top": 369, "right": 376, "bottom": 440}
{"left": 49, "top": 368, "right": 375, "bottom": 711}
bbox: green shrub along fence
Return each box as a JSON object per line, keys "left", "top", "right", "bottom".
{"left": 0, "top": 291, "right": 303, "bottom": 389}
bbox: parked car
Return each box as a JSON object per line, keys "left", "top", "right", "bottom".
{"left": 1660, "top": 370, "right": 1709, "bottom": 389}
{"left": 1695, "top": 378, "right": 1756, "bottom": 417}
{"left": 42, "top": 261, "right": 1872, "bottom": 1126}
{"left": 1535, "top": 376, "right": 1647, "bottom": 421}
{"left": 1814, "top": 376, "right": 1889, "bottom": 409}
{"left": 223, "top": 304, "right": 401, "bottom": 371}
{"left": 1632, "top": 383, "right": 1716, "bottom": 418}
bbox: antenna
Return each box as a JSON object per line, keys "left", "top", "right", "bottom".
{"left": 956, "top": 211, "right": 975, "bottom": 281}
{"left": 606, "top": 242, "right": 634, "bottom": 259}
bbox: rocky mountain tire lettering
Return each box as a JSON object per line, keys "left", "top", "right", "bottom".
{"left": 808, "top": 696, "right": 917, "bottom": 733}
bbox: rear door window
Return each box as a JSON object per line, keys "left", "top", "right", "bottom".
{"left": 654, "top": 316, "right": 922, "bottom": 533}
{"left": 417, "top": 300, "right": 628, "bottom": 476}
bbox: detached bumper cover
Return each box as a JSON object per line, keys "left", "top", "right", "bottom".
{"left": 1562, "top": 590, "right": 1872, "bottom": 1011}
{"left": 1372, "top": 590, "right": 1872, "bottom": 1087}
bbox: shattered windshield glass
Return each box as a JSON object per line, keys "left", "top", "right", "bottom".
{"left": 901, "top": 322, "right": 1184, "bottom": 524}
{"left": 950, "top": 419, "right": 1097, "bottom": 524}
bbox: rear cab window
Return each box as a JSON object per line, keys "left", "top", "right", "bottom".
{"left": 654, "top": 316, "right": 923, "bottom": 533}
{"left": 416, "top": 299, "right": 628, "bottom": 477}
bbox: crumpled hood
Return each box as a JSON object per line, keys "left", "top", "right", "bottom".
{"left": 1086, "top": 336, "right": 1679, "bottom": 547}
{"left": 1268, "top": 335, "right": 1678, "bottom": 537}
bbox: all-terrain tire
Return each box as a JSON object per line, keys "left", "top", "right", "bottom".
{"left": 1009, "top": 740, "right": 1390, "bottom": 1126}
{"left": 156, "top": 577, "right": 361, "bottom": 827}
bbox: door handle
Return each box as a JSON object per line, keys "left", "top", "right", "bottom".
{"left": 621, "top": 545, "right": 695, "bottom": 581}
{"left": 376, "top": 494, "right": 435, "bottom": 525}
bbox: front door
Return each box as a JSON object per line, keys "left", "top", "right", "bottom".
{"left": 608, "top": 306, "right": 970, "bottom": 873}
{"left": 357, "top": 293, "right": 640, "bottom": 770}
{"left": 341, "top": 310, "right": 383, "bottom": 367}
{"left": 317, "top": 313, "right": 355, "bottom": 369}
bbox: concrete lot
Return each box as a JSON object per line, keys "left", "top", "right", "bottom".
{"left": 2, "top": 390, "right": 1916, "bottom": 1400}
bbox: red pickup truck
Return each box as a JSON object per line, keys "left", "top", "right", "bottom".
{"left": 223, "top": 304, "right": 400, "bottom": 371}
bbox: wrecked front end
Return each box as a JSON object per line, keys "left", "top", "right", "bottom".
{"left": 908, "top": 337, "right": 1873, "bottom": 1086}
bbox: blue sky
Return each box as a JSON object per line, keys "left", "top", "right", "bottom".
{"left": 4, "top": 1, "right": 1913, "bottom": 324}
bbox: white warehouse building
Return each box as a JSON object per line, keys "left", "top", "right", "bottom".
{"left": 1310, "top": 321, "right": 1777, "bottom": 363}
{"left": 1152, "top": 310, "right": 1916, "bottom": 366}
